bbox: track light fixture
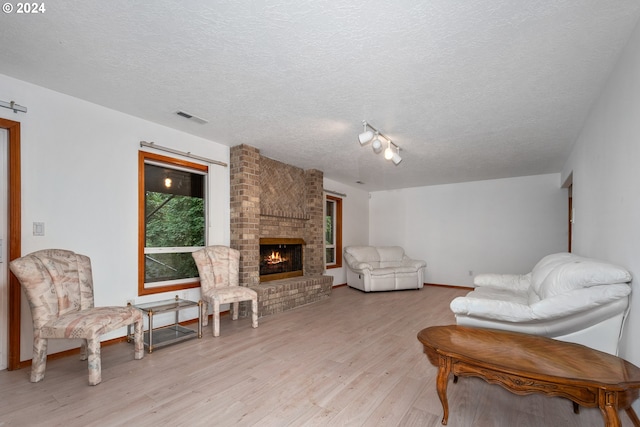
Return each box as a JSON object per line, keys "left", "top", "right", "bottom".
{"left": 358, "top": 122, "right": 374, "bottom": 145}
{"left": 357, "top": 120, "right": 402, "bottom": 165}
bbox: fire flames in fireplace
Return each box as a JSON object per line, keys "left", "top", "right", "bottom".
{"left": 266, "top": 250, "right": 285, "bottom": 265}
{"left": 259, "top": 238, "right": 304, "bottom": 282}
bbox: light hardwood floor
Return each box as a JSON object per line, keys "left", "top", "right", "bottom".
{"left": 0, "top": 285, "right": 634, "bottom": 426}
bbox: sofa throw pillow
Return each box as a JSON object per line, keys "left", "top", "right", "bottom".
{"left": 538, "top": 258, "right": 632, "bottom": 299}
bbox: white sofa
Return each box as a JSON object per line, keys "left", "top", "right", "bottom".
{"left": 344, "top": 246, "right": 427, "bottom": 292}
{"left": 450, "top": 252, "right": 632, "bottom": 355}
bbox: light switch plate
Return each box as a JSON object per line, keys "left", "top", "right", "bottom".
{"left": 33, "top": 222, "right": 45, "bottom": 236}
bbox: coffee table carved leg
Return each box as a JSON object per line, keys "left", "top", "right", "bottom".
{"left": 599, "top": 390, "right": 622, "bottom": 427}
{"left": 436, "top": 356, "right": 452, "bottom": 425}
{"left": 624, "top": 407, "right": 640, "bottom": 427}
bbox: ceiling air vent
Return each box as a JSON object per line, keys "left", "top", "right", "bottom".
{"left": 176, "top": 110, "right": 209, "bottom": 125}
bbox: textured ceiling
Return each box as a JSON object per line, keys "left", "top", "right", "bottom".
{"left": 2, "top": 1, "right": 640, "bottom": 190}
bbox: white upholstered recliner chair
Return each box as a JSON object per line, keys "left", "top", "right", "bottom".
{"left": 9, "top": 249, "right": 144, "bottom": 385}
{"left": 192, "top": 246, "right": 258, "bottom": 337}
{"left": 450, "top": 252, "right": 632, "bottom": 355}
{"left": 344, "top": 246, "right": 426, "bottom": 292}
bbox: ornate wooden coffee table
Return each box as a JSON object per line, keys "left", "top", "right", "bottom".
{"left": 417, "top": 325, "right": 640, "bottom": 426}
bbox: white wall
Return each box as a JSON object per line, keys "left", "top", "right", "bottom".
{"left": 369, "top": 174, "right": 568, "bottom": 286}
{"left": 323, "top": 178, "right": 369, "bottom": 286}
{"left": 561, "top": 20, "right": 640, "bottom": 367}
{"left": 0, "top": 73, "right": 230, "bottom": 361}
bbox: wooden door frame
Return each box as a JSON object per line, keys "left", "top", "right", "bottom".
{"left": 562, "top": 172, "right": 573, "bottom": 254}
{"left": 1, "top": 117, "right": 22, "bottom": 370}
{"left": 568, "top": 184, "right": 573, "bottom": 253}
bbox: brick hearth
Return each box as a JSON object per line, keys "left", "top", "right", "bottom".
{"left": 251, "top": 276, "right": 332, "bottom": 317}
{"left": 230, "top": 144, "right": 332, "bottom": 317}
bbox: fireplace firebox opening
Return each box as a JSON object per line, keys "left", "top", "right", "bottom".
{"left": 259, "top": 238, "right": 304, "bottom": 282}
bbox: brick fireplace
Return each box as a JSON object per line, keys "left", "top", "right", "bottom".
{"left": 230, "top": 144, "right": 332, "bottom": 316}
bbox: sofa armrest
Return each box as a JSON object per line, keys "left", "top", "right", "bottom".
{"left": 352, "top": 262, "right": 374, "bottom": 271}
{"left": 400, "top": 257, "right": 427, "bottom": 270}
{"left": 473, "top": 273, "right": 531, "bottom": 291}
{"left": 344, "top": 253, "right": 373, "bottom": 272}
{"left": 531, "top": 284, "right": 631, "bottom": 319}
{"left": 450, "top": 296, "right": 534, "bottom": 322}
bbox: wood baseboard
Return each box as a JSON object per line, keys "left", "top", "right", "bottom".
{"left": 424, "top": 282, "right": 474, "bottom": 291}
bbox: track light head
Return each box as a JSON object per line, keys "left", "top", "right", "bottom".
{"left": 391, "top": 151, "right": 402, "bottom": 165}
{"left": 372, "top": 136, "right": 383, "bottom": 154}
{"left": 358, "top": 130, "right": 374, "bottom": 145}
{"left": 384, "top": 141, "right": 394, "bottom": 160}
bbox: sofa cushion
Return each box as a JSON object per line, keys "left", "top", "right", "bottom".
{"left": 473, "top": 273, "right": 531, "bottom": 290}
{"left": 449, "top": 295, "right": 534, "bottom": 322}
{"left": 377, "top": 246, "right": 405, "bottom": 267}
{"left": 538, "top": 258, "right": 632, "bottom": 299}
{"left": 530, "top": 252, "right": 576, "bottom": 296}
{"left": 464, "top": 286, "right": 530, "bottom": 306}
{"left": 527, "top": 287, "right": 541, "bottom": 305}
{"left": 344, "top": 246, "right": 381, "bottom": 263}
{"left": 532, "top": 283, "right": 631, "bottom": 318}
{"left": 369, "top": 267, "right": 398, "bottom": 277}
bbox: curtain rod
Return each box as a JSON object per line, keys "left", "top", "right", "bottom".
{"left": 0, "top": 100, "right": 27, "bottom": 114}
{"left": 324, "top": 189, "right": 346, "bottom": 198}
{"left": 140, "top": 141, "right": 227, "bottom": 167}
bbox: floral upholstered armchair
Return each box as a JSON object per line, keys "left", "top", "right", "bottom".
{"left": 192, "top": 245, "right": 258, "bottom": 337}
{"left": 9, "top": 249, "right": 144, "bottom": 385}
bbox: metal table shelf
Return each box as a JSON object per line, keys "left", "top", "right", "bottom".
{"left": 129, "top": 296, "right": 202, "bottom": 353}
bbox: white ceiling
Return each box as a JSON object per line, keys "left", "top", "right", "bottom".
{"left": 2, "top": 1, "right": 640, "bottom": 191}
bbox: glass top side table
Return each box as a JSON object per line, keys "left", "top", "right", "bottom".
{"left": 129, "top": 295, "right": 202, "bottom": 353}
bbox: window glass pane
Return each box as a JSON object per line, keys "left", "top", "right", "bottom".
{"left": 145, "top": 252, "right": 199, "bottom": 283}
{"left": 145, "top": 192, "right": 205, "bottom": 248}
{"left": 144, "top": 162, "right": 205, "bottom": 284}
{"left": 145, "top": 163, "right": 204, "bottom": 198}
{"left": 325, "top": 200, "right": 334, "bottom": 245}
{"left": 325, "top": 248, "right": 335, "bottom": 264}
